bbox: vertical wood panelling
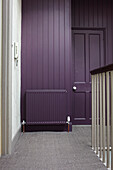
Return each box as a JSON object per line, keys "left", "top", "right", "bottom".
{"left": 59, "top": 0, "right": 65, "bottom": 89}
{"left": 88, "top": 0, "right": 93, "bottom": 27}
{"left": 107, "top": 0, "right": 112, "bottom": 65}
{"left": 48, "top": 0, "right": 54, "bottom": 89}
{"left": 31, "top": 0, "right": 38, "bottom": 89}
{"left": 21, "top": 0, "right": 27, "bottom": 119}
{"left": 26, "top": 0, "right": 32, "bottom": 89}
{"left": 84, "top": 0, "right": 88, "bottom": 27}
{"left": 21, "top": 0, "right": 71, "bottom": 122}
{"left": 93, "top": 0, "right": 98, "bottom": 27}
{"left": 54, "top": 0, "right": 59, "bottom": 88}
{"left": 37, "top": 0, "right": 43, "bottom": 89}
{"left": 72, "top": 0, "right": 113, "bottom": 65}
{"left": 73, "top": 0, "right": 79, "bottom": 27}
{"left": 43, "top": 0, "right": 49, "bottom": 89}
{"left": 98, "top": 0, "right": 103, "bottom": 27}
{"left": 65, "top": 0, "right": 71, "bottom": 112}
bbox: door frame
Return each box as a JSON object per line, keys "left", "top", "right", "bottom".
{"left": 1, "top": 0, "right": 13, "bottom": 155}
{"left": 0, "top": 0, "right": 2, "bottom": 156}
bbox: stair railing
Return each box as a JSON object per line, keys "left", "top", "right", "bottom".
{"left": 90, "top": 64, "right": 113, "bottom": 169}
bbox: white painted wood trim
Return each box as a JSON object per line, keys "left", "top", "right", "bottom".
{"left": 102, "top": 72, "right": 105, "bottom": 163}
{"left": 2, "top": 0, "right": 12, "bottom": 155}
{"left": 92, "top": 75, "right": 94, "bottom": 149}
{"left": 106, "top": 71, "right": 110, "bottom": 168}
{"left": 111, "top": 71, "right": 113, "bottom": 170}
{"left": 7, "top": 0, "right": 13, "bottom": 155}
{"left": 0, "top": 0, "right": 2, "bottom": 157}
{"left": 96, "top": 74, "right": 99, "bottom": 155}
{"left": 99, "top": 73, "right": 102, "bottom": 159}
{"left": 94, "top": 75, "right": 97, "bottom": 152}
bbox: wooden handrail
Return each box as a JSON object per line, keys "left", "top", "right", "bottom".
{"left": 90, "top": 63, "right": 113, "bottom": 75}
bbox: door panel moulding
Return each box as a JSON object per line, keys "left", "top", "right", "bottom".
{"left": 71, "top": 27, "right": 106, "bottom": 31}
{"left": 2, "top": 0, "right": 12, "bottom": 155}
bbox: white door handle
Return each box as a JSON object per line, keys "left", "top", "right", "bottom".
{"left": 73, "top": 86, "right": 77, "bottom": 91}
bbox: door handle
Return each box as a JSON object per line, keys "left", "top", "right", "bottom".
{"left": 73, "top": 86, "right": 77, "bottom": 92}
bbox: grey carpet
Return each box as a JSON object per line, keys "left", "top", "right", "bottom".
{"left": 0, "top": 126, "right": 107, "bottom": 170}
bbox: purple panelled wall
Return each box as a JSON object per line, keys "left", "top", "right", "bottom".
{"left": 72, "top": 0, "right": 113, "bottom": 66}
{"left": 22, "top": 0, "right": 113, "bottom": 127}
{"left": 21, "top": 0, "right": 72, "bottom": 130}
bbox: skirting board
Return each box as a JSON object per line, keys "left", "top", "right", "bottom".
{"left": 11, "top": 127, "right": 21, "bottom": 153}
{"left": 73, "top": 125, "right": 91, "bottom": 127}
{"left": 25, "top": 123, "right": 72, "bottom": 132}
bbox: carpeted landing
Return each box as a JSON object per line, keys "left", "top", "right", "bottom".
{"left": 0, "top": 126, "right": 107, "bottom": 170}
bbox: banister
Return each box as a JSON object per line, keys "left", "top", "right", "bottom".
{"left": 91, "top": 64, "right": 113, "bottom": 169}
{"left": 90, "top": 63, "right": 113, "bottom": 75}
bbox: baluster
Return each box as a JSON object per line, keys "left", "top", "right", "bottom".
{"left": 102, "top": 73, "right": 105, "bottom": 163}
{"left": 92, "top": 75, "right": 94, "bottom": 150}
{"left": 96, "top": 74, "right": 99, "bottom": 155}
{"left": 106, "top": 71, "right": 110, "bottom": 168}
{"left": 94, "top": 75, "right": 97, "bottom": 152}
{"left": 111, "top": 71, "right": 113, "bottom": 170}
{"left": 100, "top": 73, "right": 102, "bottom": 159}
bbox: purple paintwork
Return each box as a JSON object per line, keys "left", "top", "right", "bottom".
{"left": 72, "top": 0, "right": 113, "bottom": 65}
{"left": 71, "top": 0, "right": 113, "bottom": 124}
{"left": 72, "top": 30, "right": 104, "bottom": 125}
{"left": 26, "top": 90, "right": 68, "bottom": 124}
{"left": 21, "top": 0, "right": 72, "bottom": 131}
{"left": 21, "top": 0, "right": 113, "bottom": 129}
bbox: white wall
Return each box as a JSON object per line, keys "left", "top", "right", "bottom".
{"left": 0, "top": 0, "right": 2, "bottom": 155}
{"left": 12, "top": 0, "right": 21, "bottom": 140}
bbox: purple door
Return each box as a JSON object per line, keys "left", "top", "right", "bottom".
{"left": 72, "top": 29, "right": 105, "bottom": 125}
